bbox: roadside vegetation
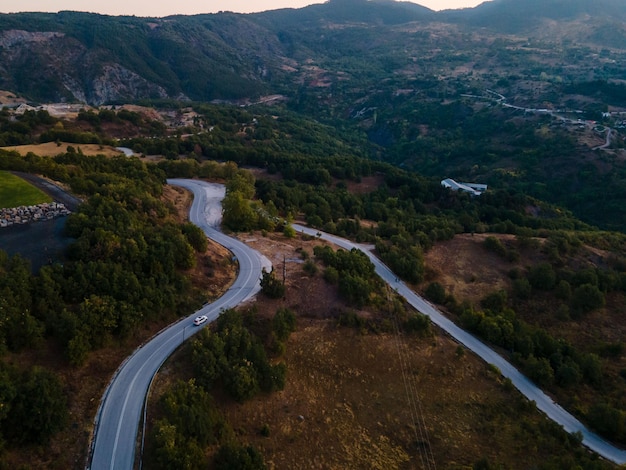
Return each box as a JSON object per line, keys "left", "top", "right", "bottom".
{"left": 145, "top": 307, "right": 294, "bottom": 470}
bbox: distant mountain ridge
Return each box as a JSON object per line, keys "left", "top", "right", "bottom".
{"left": 0, "top": 0, "right": 624, "bottom": 105}
{"left": 444, "top": 0, "right": 626, "bottom": 31}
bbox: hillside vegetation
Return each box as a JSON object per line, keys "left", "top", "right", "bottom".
{"left": 1, "top": 0, "right": 626, "bottom": 467}
{"left": 0, "top": 105, "right": 623, "bottom": 467}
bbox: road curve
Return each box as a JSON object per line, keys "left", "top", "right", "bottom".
{"left": 88, "top": 179, "right": 271, "bottom": 470}
{"left": 292, "top": 224, "right": 626, "bottom": 466}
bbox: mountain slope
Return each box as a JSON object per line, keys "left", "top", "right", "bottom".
{"left": 444, "top": 0, "right": 626, "bottom": 32}
{"left": 0, "top": 0, "right": 624, "bottom": 104}
{"left": 0, "top": 12, "right": 282, "bottom": 104}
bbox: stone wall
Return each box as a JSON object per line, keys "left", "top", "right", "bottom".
{"left": 0, "top": 202, "right": 71, "bottom": 228}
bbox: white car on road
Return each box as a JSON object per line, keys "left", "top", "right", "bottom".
{"left": 193, "top": 315, "right": 208, "bottom": 326}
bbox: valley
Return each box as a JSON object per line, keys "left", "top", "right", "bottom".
{"left": 1, "top": 0, "right": 626, "bottom": 468}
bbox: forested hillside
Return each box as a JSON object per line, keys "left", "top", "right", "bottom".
{"left": 1, "top": 0, "right": 626, "bottom": 467}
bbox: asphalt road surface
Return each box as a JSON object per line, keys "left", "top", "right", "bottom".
{"left": 292, "top": 223, "right": 626, "bottom": 466}
{"left": 88, "top": 179, "right": 271, "bottom": 470}
{"left": 12, "top": 171, "right": 82, "bottom": 211}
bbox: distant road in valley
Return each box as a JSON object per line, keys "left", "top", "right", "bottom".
{"left": 88, "top": 179, "right": 271, "bottom": 470}
{"left": 292, "top": 224, "right": 626, "bottom": 466}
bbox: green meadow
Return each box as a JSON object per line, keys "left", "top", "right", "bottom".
{"left": 0, "top": 171, "right": 52, "bottom": 208}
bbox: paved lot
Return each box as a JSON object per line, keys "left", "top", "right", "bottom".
{"left": 0, "top": 173, "right": 78, "bottom": 271}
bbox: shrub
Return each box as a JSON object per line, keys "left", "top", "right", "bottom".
{"left": 403, "top": 313, "right": 431, "bottom": 335}
{"left": 260, "top": 269, "right": 285, "bottom": 299}
{"left": 483, "top": 236, "right": 507, "bottom": 257}
{"left": 424, "top": 282, "right": 446, "bottom": 304}
{"left": 571, "top": 284, "right": 605, "bottom": 317}
{"left": 214, "top": 443, "right": 267, "bottom": 470}
{"left": 528, "top": 262, "right": 556, "bottom": 290}
{"left": 302, "top": 259, "right": 318, "bottom": 276}
{"left": 272, "top": 308, "right": 296, "bottom": 342}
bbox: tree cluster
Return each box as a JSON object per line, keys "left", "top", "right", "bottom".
{"left": 150, "top": 307, "right": 292, "bottom": 468}
{"left": 0, "top": 364, "right": 67, "bottom": 447}
{"left": 191, "top": 309, "right": 289, "bottom": 402}
{"left": 314, "top": 245, "right": 381, "bottom": 308}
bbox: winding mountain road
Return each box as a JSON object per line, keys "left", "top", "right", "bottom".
{"left": 89, "top": 179, "right": 626, "bottom": 469}
{"left": 292, "top": 224, "right": 626, "bottom": 466}
{"left": 88, "top": 179, "right": 271, "bottom": 470}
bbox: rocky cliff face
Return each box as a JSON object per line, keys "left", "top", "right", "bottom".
{"left": 0, "top": 29, "right": 180, "bottom": 105}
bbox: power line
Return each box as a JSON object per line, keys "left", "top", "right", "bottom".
{"left": 388, "top": 287, "right": 437, "bottom": 470}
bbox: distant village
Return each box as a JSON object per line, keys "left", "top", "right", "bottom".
{"left": 0, "top": 202, "right": 71, "bottom": 228}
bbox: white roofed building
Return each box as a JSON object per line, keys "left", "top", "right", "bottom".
{"left": 441, "top": 178, "right": 487, "bottom": 197}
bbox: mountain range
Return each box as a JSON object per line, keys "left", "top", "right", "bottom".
{"left": 0, "top": 0, "right": 625, "bottom": 105}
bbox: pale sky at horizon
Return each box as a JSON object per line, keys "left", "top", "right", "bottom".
{"left": 0, "top": 1, "right": 487, "bottom": 18}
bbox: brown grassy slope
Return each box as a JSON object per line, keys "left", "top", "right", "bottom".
{"left": 424, "top": 232, "right": 626, "bottom": 439}
{"left": 147, "top": 230, "right": 612, "bottom": 469}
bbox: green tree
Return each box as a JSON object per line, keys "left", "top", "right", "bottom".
{"left": 159, "top": 380, "right": 224, "bottom": 447}
{"left": 214, "top": 443, "right": 267, "bottom": 470}
{"left": 527, "top": 263, "right": 556, "bottom": 290}
{"left": 222, "top": 191, "right": 257, "bottom": 231}
{"left": 226, "top": 172, "right": 256, "bottom": 200}
{"left": 5, "top": 367, "right": 67, "bottom": 444}
{"left": 587, "top": 403, "right": 625, "bottom": 442}
{"left": 524, "top": 355, "right": 554, "bottom": 387}
{"left": 572, "top": 284, "right": 605, "bottom": 317}
{"left": 480, "top": 290, "right": 507, "bottom": 313}
{"left": 260, "top": 269, "right": 285, "bottom": 299}
{"left": 283, "top": 224, "right": 296, "bottom": 238}
{"left": 424, "top": 282, "right": 446, "bottom": 304}
{"left": 152, "top": 420, "right": 206, "bottom": 470}
{"left": 181, "top": 222, "right": 208, "bottom": 252}
{"left": 272, "top": 308, "right": 296, "bottom": 342}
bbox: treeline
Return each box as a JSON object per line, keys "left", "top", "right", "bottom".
{"left": 121, "top": 103, "right": 374, "bottom": 167}
{"left": 563, "top": 80, "right": 626, "bottom": 107}
{"left": 0, "top": 152, "right": 257, "bottom": 365}
{"left": 314, "top": 245, "right": 381, "bottom": 308}
{"left": 0, "top": 364, "right": 67, "bottom": 449}
{"left": 149, "top": 307, "right": 295, "bottom": 470}
{"left": 0, "top": 109, "right": 57, "bottom": 146}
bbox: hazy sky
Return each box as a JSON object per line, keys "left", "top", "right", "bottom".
{"left": 0, "top": 1, "right": 487, "bottom": 17}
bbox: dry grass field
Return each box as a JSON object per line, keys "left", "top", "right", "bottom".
{"left": 1, "top": 142, "right": 126, "bottom": 157}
